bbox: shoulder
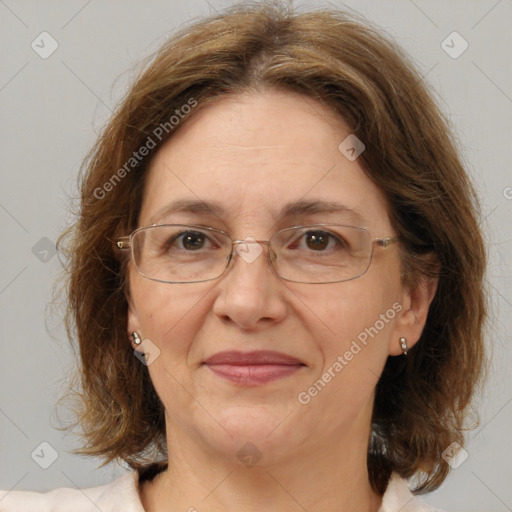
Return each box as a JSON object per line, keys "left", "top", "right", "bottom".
{"left": 380, "top": 473, "right": 446, "bottom": 512}
{"left": 0, "top": 471, "right": 144, "bottom": 512}
{"left": 0, "top": 470, "right": 445, "bottom": 512}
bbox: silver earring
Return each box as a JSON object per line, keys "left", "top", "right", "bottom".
{"left": 131, "top": 332, "right": 142, "bottom": 346}
{"left": 400, "top": 337, "right": 408, "bottom": 355}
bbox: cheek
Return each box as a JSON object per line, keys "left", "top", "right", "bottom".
{"left": 297, "top": 274, "right": 401, "bottom": 372}
{"left": 130, "top": 272, "right": 224, "bottom": 374}
{"left": 129, "top": 278, "right": 209, "bottom": 404}
{"left": 294, "top": 284, "right": 399, "bottom": 422}
{"left": 130, "top": 273, "right": 201, "bottom": 347}
{"left": 306, "top": 280, "right": 396, "bottom": 337}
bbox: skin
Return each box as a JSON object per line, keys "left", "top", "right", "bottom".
{"left": 127, "top": 88, "right": 437, "bottom": 512}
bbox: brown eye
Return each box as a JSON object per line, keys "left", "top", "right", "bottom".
{"left": 179, "top": 232, "right": 207, "bottom": 250}
{"left": 284, "top": 229, "right": 342, "bottom": 252}
{"left": 306, "top": 232, "right": 329, "bottom": 250}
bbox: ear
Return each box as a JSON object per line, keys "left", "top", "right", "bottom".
{"left": 388, "top": 274, "right": 439, "bottom": 356}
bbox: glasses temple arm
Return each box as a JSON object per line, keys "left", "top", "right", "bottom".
{"left": 116, "top": 237, "right": 131, "bottom": 249}
{"left": 375, "top": 236, "right": 399, "bottom": 248}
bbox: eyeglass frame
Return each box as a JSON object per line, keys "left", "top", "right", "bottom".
{"left": 116, "top": 223, "right": 399, "bottom": 285}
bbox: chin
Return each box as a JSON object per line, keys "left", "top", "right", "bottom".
{"left": 202, "top": 406, "right": 304, "bottom": 466}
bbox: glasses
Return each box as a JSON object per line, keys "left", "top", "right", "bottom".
{"left": 116, "top": 224, "right": 398, "bottom": 284}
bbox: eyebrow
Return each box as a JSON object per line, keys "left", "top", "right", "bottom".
{"left": 149, "top": 198, "right": 365, "bottom": 225}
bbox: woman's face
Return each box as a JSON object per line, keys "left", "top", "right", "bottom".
{"left": 128, "top": 89, "right": 421, "bottom": 466}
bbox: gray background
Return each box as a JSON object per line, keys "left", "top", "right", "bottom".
{"left": 0, "top": 0, "right": 511, "bottom": 510}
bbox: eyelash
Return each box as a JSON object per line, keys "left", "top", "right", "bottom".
{"left": 168, "top": 229, "right": 347, "bottom": 252}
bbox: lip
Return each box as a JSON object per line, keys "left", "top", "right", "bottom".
{"left": 203, "top": 350, "right": 306, "bottom": 386}
{"left": 204, "top": 350, "right": 304, "bottom": 366}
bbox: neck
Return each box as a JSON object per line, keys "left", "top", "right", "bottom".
{"left": 140, "top": 418, "right": 382, "bottom": 512}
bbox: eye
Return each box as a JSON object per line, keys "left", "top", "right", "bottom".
{"left": 290, "top": 230, "right": 347, "bottom": 252}
{"left": 168, "top": 230, "right": 213, "bottom": 251}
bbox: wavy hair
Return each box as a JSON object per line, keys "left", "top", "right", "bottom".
{"left": 58, "top": 1, "right": 486, "bottom": 494}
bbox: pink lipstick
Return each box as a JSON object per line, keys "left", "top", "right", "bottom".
{"left": 203, "top": 350, "right": 305, "bottom": 386}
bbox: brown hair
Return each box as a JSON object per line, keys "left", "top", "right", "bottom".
{"left": 58, "top": 1, "right": 487, "bottom": 494}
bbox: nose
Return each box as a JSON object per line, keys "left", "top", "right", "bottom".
{"left": 230, "top": 238, "right": 277, "bottom": 270}
{"left": 211, "top": 239, "right": 287, "bottom": 330}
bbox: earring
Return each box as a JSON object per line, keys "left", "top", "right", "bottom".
{"left": 400, "top": 337, "right": 408, "bottom": 355}
{"left": 131, "top": 332, "right": 142, "bottom": 346}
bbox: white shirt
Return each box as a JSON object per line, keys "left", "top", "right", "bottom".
{"left": 0, "top": 471, "right": 442, "bottom": 511}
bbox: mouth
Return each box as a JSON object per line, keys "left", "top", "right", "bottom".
{"left": 203, "top": 350, "right": 306, "bottom": 386}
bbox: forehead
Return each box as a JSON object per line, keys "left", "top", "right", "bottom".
{"left": 140, "top": 89, "right": 391, "bottom": 233}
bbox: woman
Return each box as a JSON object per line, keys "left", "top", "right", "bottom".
{"left": 0, "top": 2, "right": 486, "bottom": 511}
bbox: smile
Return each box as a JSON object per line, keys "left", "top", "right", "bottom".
{"left": 202, "top": 350, "right": 306, "bottom": 386}
{"left": 204, "top": 363, "right": 304, "bottom": 386}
